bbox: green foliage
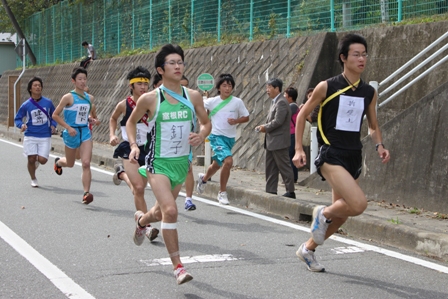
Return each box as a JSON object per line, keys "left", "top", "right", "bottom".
{"left": 388, "top": 217, "right": 402, "bottom": 225}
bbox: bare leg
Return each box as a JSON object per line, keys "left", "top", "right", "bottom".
{"left": 219, "top": 156, "right": 233, "bottom": 192}
{"left": 123, "top": 159, "right": 148, "bottom": 213}
{"left": 27, "top": 155, "right": 38, "bottom": 180}
{"left": 79, "top": 140, "right": 93, "bottom": 193}
{"left": 202, "top": 160, "right": 221, "bottom": 182}
{"left": 185, "top": 166, "right": 194, "bottom": 198}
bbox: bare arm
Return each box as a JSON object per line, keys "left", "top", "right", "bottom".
{"left": 190, "top": 89, "right": 211, "bottom": 145}
{"left": 109, "top": 100, "right": 126, "bottom": 146}
{"left": 126, "top": 91, "right": 157, "bottom": 163}
{"left": 52, "top": 93, "right": 77, "bottom": 136}
{"left": 293, "top": 81, "right": 327, "bottom": 168}
{"left": 365, "top": 90, "right": 390, "bottom": 164}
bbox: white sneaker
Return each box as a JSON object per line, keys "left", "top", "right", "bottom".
{"left": 296, "top": 243, "right": 325, "bottom": 272}
{"left": 311, "top": 206, "right": 330, "bottom": 245}
{"left": 174, "top": 264, "right": 193, "bottom": 285}
{"left": 31, "top": 179, "right": 38, "bottom": 188}
{"left": 133, "top": 211, "right": 146, "bottom": 246}
{"left": 217, "top": 191, "right": 229, "bottom": 205}
{"left": 197, "top": 173, "right": 206, "bottom": 194}
{"left": 113, "top": 164, "right": 124, "bottom": 185}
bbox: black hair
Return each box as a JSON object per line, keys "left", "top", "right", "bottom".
{"left": 266, "top": 78, "right": 283, "bottom": 92}
{"left": 152, "top": 73, "right": 162, "bottom": 88}
{"left": 82, "top": 41, "right": 88, "bottom": 46}
{"left": 27, "top": 76, "right": 43, "bottom": 96}
{"left": 181, "top": 75, "right": 189, "bottom": 83}
{"left": 71, "top": 67, "right": 87, "bottom": 80}
{"left": 126, "top": 66, "right": 151, "bottom": 94}
{"left": 303, "top": 87, "right": 315, "bottom": 104}
{"left": 154, "top": 44, "right": 184, "bottom": 75}
{"left": 337, "top": 34, "right": 368, "bottom": 68}
{"left": 215, "top": 74, "right": 235, "bottom": 94}
{"left": 284, "top": 86, "right": 298, "bottom": 102}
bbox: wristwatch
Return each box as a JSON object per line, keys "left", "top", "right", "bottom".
{"left": 375, "top": 143, "right": 384, "bottom": 151}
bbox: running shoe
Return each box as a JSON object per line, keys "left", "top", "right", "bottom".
{"left": 31, "top": 179, "right": 38, "bottom": 188}
{"left": 196, "top": 173, "right": 206, "bottom": 194}
{"left": 112, "top": 164, "right": 124, "bottom": 185}
{"left": 185, "top": 198, "right": 196, "bottom": 211}
{"left": 145, "top": 225, "right": 159, "bottom": 242}
{"left": 82, "top": 192, "right": 94, "bottom": 205}
{"left": 174, "top": 264, "right": 193, "bottom": 285}
{"left": 54, "top": 157, "right": 62, "bottom": 175}
{"left": 133, "top": 211, "right": 146, "bottom": 246}
{"left": 296, "top": 243, "right": 325, "bottom": 272}
{"left": 217, "top": 191, "right": 229, "bottom": 205}
{"left": 311, "top": 205, "right": 330, "bottom": 245}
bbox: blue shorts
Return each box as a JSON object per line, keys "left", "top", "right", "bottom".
{"left": 209, "top": 134, "right": 235, "bottom": 167}
{"left": 62, "top": 126, "right": 92, "bottom": 149}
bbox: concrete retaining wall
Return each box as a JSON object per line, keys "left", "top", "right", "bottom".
{"left": 1, "top": 22, "right": 447, "bottom": 212}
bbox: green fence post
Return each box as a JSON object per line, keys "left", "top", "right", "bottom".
{"left": 150, "top": 0, "right": 153, "bottom": 50}
{"left": 169, "top": 0, "right": 172, "bottom": 43}
{"left": 52, "top": 6, "right": 55, "bottom": 64}
{"left": 92, "top": 4, "right": 95, "bottom": 48}
{"left": 397, "top": 0, "right": 402, "bottom": 22}
{"left": 249, "top": 0, "right": 253, "bottom": 41}
{"left": 132, "top": 0, "right": 135, "bottom": 49}
{"left": 286, "top": 0, "right": 291, "bottom": 38}
{"left": 117, "top": 11, "right": 120, "bottom": 54}
{"left": 60, "top": 1, "right": 63, "bottom": 62}
{"left": 218, "top": 0, "right": 221, "bottom": 42}
{"left": 330, "top": 0, "right": 335, "bottom": 32}
{"left": 70, "top": 10, "right": 73, "bottom": 61}
{"left": 103, "top": 0, "right": 106, "bottom": 53}
{"left": 190, "top": 0, "right": 194, "bottom": 45}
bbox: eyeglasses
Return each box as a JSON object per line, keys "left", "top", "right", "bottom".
{"left": 350, "top": 53, "right": 369, "bottom": 59}
{"left": 162, "top": 61, "right": 186, "bottom": 67}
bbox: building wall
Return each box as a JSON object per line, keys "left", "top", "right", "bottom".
{"left": 0, "top": 42, "right": 17, "bottom": 76}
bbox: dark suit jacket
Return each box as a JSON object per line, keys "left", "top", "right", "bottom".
{"left": 264, "top": 94, "right": 291, "bottom": 151}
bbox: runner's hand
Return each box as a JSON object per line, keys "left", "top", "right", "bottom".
{"left": 293, "top": 150, "right": 306, "bottom": 168}
{"left": 188, "top": 132, "right": 203, "bottom": 146}
{"left": 20, "top": 124, "right": 27, "bottom": 132}
{"left": 67, "top": 127, "right": 77, "bottom": 136}
{"left": 129, "top": 145, "right": 140, "bottom": 164}
{"left": 378, "top": 148, "right": 390, "bottom": 164}
{"left": 110, "top": 135, "right": 119, "bottom": 146}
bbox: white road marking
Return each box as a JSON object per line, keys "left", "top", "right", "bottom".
{"left": 141, "top": 254, "right": 240, "bottom": 266}
{"left": 0, "top": 221, "right": 95, "bottom": 299}
{"left": 331, "top": 246, "right": 366, "bottom": 254}
{"left": 1, "top": 137, "right": 447, "bottom": 295}
{"left": 181, "top": 192, "right": 448, "bottom": 274}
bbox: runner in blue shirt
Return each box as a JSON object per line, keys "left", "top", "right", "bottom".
{"left": 14, "top": 77, "right": 57, "bottom": 187}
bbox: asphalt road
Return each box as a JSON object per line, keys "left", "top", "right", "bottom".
{"left": 1, "top": 139, "right": 448, "bottom": 299}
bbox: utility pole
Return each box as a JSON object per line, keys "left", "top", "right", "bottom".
{"left": 1, "top": 0, "right": 37, "bottom": 65}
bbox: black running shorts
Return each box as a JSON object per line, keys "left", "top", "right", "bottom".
{"left": 315, "top": 145, "right": 362, "bottom": 181}
{"left": 113, "top": 141, "right": 146, "bottom": 167}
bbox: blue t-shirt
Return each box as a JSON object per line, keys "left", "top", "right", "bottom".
{"left": 14, "top": 96, "right": 57, "bottom": 138}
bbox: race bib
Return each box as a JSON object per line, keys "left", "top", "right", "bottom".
{"left": 159, "top": 120, "right": 190, "bottom": 157}
{"left": 75, "top": 104, "right": 90, "bottom": 125}
{"left": 335, "top": 95, "right": 364, "bottom": 132}
{"left": 31, "top": 108, "right": 48, "bottom": 126}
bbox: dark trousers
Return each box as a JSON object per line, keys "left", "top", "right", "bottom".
{"left": 265, "top": 147, "right": 295, "bottom": 194}
{"left": 289, "top": 134, "right": 298, "bottom": 182}
{"left": 80, "top": 57, "right": 92, "bottom": 69}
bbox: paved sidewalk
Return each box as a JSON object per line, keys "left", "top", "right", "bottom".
{"left": 1, "top": 125, "right": 447, "bottom": 262}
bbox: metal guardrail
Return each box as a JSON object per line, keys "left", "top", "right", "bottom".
{"left": 378, "top": 31, "right": 448, "bottom": 109}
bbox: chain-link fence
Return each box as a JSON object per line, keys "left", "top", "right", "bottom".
{"left": 23, "top": 0, "right": 448, "bottom": 66}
